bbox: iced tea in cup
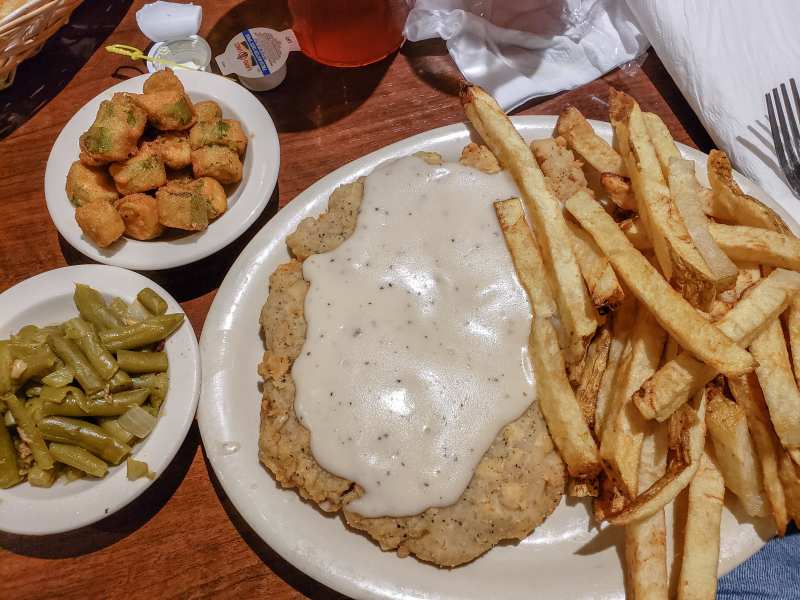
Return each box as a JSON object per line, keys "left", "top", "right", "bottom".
{"left": 288, "top": 0, "right": 411, "bottom": 67}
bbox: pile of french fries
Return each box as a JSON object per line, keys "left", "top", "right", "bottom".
{"left": 462, "top": 84, "right": 800, "bottom": 599}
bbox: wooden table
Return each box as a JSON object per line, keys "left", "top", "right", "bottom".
{"left": 0, "top": 2, "right": 714, "bottom": 598}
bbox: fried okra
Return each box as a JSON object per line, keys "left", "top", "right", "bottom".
{"left": 79, "top": 93, "right": 146, "bottom": 166}
{"left": 189, "top": 119, "right": 247, "bottom": 155}
{"left": 195, "top": 177, "right": 227, "bottom": 219}
{"left": 191, "top": 145, "right": 243, "bottom": 185}
{"left": 141, "top": 132, "right": 191, "bottom": 170}
{"left": 156, "top": 180, "right": 209, "bottom": 231}
{"left": 142, "top": 69, "right": 184, "bottom": 95}
{"left": 114, "top": 193, "right": 163, "bottom": 240}
{"left": 109, "top": 149, "right": 167, "bottom": 195}
{"left": 195, "top": 100, "right": 223, "bottom": 122}
{"left": 133, "top": 90, "right": 196, "bottom": 131}
{"left": 75, "top": 200, "right": 125, "bottom": 247}
{"left": 65, "top": 161, "right": 118, "bottom": 206}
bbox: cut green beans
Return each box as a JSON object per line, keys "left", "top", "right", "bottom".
{"left": 3, "top": 392, "right": 53, "bottom": 470}
{"left": 41, "top": 388, "right": 149, "bottom": 418}
{"left": 73, "top": 284, "right": 123, "bottom": 331}
{"left": 38, "top": 416, "right": 131, "bottom": 464}
{"left": 117, "top": 350, "right": 167, "bottom": 374}
{"left": 47, "top": 334, "right": 104, "bottom": 394}
{"left": 64, "top": 318, "right": 118, "bottom": 380}
{"left": 49, "top": 443, "right": 107, "bottom": 478}
{"left": 137, "top": 288, "right": 168, "bottom": 315}
{"left": 0, "top": 422, "right": 21, "bottom": 488}
{"left": 108, "top": 369, "right": 133, "bottom": 392}
{"left": 99, "top": 314, "right": 184, "bottom": 351}
{"left": 3, "top": 283, "right": 175, "bottom": 487}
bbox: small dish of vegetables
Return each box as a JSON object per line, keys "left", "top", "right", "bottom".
{"left": 0, "top": 265, "right": 200, "bottom": 535}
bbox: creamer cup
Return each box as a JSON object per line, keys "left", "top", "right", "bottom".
{"left": 215, "top": 28, "right": 300, "bottom": 92}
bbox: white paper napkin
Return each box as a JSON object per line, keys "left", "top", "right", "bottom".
{"left": 625, "top": 0, "right": 800, "bottom": 205}
{"left": 405, "top": 0, "right": 648, "bottom": 112}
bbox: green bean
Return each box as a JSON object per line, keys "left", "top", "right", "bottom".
{"left": 38, "top": 385, "right": 84, "bottom": 404}
{"left": 73, "top": 284, "right": 122, "bottom": 331}
{"left": 9, "top": 342, "right": 57, "bottom": 385}
{"left": 109, "top": 297, "right": 129, "bottom": 322}
{"left": 41, "top": 365, "right": 74, "bottom": 388}
{"left": 99, "top": 417, "right": 134, "bottom": 445}
{"left": 0, "top": 341, "right": 11, "bottom": 394}
{"left": 0, "top": 422, "right": 21, "bottom": 488}
{"left": 48, "top": 443, "right": 107, "bottom": 478}
{"left": 3, "top": 392, "right": 53, "bottom": 470}
{"left": 27, "top": 465, "right": 56, "bottom": 488}
{"left": 13, "top": 325, "right": 62, "bottom": 345}
{"left": 63, "top": 318, "right": 118, "bottom": 380}
{"left": 99, "top": 314, "right": 184, "bottom": 351}
{"left": 47, "top": 334, "right": 104, "bottom": 394}
{"left": 132, "top": 372, "right": 169, "bottom": 412}
{"left": 38, "top": 416, "right": 131, "bottom": 464}
{"left": 137, "top": 288, "right": 168, "bottom": 316}
{"left": 108, "top": 369, "right": 133, "bottom": 392}
{"left": 42, "top": 388, "right": 149, "bottom": 417}
{"left": 116, "top": 350, "right": 168, "bottom": 374}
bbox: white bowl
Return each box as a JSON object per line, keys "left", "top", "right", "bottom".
{"left": 44, "top": 70, "right": 280, "bottom": 271}
{"left": 0, "top": 265, "right": 200, "bottom": 535}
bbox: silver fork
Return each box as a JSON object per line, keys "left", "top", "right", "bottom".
{"left": 766, "top": 78, "right": 800, "bottom": 197}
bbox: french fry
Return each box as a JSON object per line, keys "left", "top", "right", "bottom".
{"left": 609, "top": 89, "right": 663, "bottom": 184}
{"left": 576, "top": 326, "right": 612, "bottom": 430}
{"left": 709, "top": 223, "right": 800, "bottom": 270}
{"left": 556, "top": 106, "right": 626, "bottom": 175}
{"left": 565, "top": 190, "right": 755, "bottom": 377}
{"left": 494, "top": 197, "right": 601, "bottom": 478}
{"left": 706, "top": 389, "right": 769, "bottom": 516}
{"left": 530, "top": 316, "right": 601, "bottom": 479}
{"left": 601, "top": 307, "right": 667, "bottom": 497}
{"left": 463, "top": 85, "right": 598, "bottom": 363}
{"left": 620, "top": 217, "right": 652, "bottom": 251}
{"left": 607, "top": 388, "right": 707, "bottom": 525}
{"left": 707, "top": 150, "right": 791, "bottom": 233}
{"left": 595, "top": 299, "right": 638, "bottom": 437}
{"left": 778, "top": 451, "right": 800, "bottom": 526}
{"left": 642, "top": 112, "right": 681, "bottom": 180}
{"left": 624, "top": 425, "right": 668, "bottom": 600}
{"left": 718, "top": 261, "right": 762, "bottom": 305}
{"left": 494, "top": 199, "right": 559, "bottom": 322}
{"left": 593, "top": 471, "right": 628, "bottom": 522}
{"left": 750, "top": 318, "right": 800, "bottom": 448}
{"left": 531, "top": 136, "right": 625, "bottom": 313}
{"left": 676, "top": 449, "right": 725, "bottom": 600}
{"left": 729, "top": 374, "right": 790, "bottom": 535}
{"left": 601, "top": 172, "right": 637, "bottom": 212}
{"left": 567, "top": 221, "right": 625, "bottom": 313}
{"left": 633, "top": 268, "right": 800, "bottom": 421}
{"left": 669, "top": 158, "right": 738, "bottom": 291}
{"left": 785, "top": 295, "right": 800, "bottom": 385}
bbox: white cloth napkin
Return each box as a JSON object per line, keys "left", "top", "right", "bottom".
{"left": 405, "top": 0, "right": 648, "bottom": 112}
{"left": 625, "top": 0, "right": 800, "bottom": 206}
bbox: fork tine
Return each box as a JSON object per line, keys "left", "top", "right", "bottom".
{"left": 773, "top": 88, "right": 800, "bottom": 169}
{"left": 780, "top": 82, "right": 800, "bottom": 159}
{"left": 767, "top": 91, "right": 800, "bottom": 193}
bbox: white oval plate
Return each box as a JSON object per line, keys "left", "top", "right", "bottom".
{"left": 44, "top": 71, "right": 280, "bottom": 271}
{"left": 198, "top": 117, "right": 799, "bottom": 600}
{"left": 0, "top": 264, "right": 200, "bottom": 535}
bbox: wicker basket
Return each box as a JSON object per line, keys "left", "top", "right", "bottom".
{"left": 0, "top": 0, "right": 84, "bottom": 88}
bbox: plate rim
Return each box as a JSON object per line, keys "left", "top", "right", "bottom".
{"left": 198, "top": 115, "right": 796, "bottom": 599}
{"left": 0, "top": 264, "right": 201, "bottom": 535}
{"left": 43, "top": 70, "right": 281, "bottom": 271}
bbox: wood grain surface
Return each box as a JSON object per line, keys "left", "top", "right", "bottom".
{"left": 0, "top": 2, "right": 712, "bottom": 598}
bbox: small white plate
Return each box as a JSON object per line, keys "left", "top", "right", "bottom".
{"left": 0, "top": 264, "right": 200, "bottom": 535}
{"left": 198, "top": 117, "right": 799, "bottom": 600}
{"left": 44, "top": 71, "right": 280, "bottom": 271}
